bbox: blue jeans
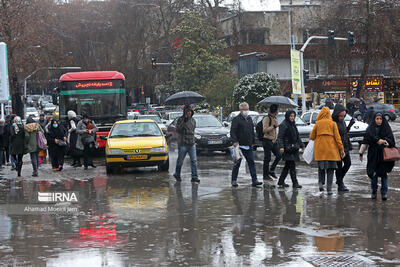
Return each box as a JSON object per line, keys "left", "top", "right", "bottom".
{"left": 174, "top": 145, "right": 198, "bottom": 179}
{"left": 371, "top": 170, "right": 388, "bottom": 195}
{"left": 232, "top": 147, "right": 258, "bottom": 183}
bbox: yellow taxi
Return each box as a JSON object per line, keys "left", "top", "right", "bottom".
{"left": 104, "top": 120, "right": 169, "bottom": 174}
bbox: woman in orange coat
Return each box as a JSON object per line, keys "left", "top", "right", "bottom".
{"left": 310, "top": 107, "right": 345, "bottom": 194}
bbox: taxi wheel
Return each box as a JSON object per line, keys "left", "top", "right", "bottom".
{"left": 106, "top": 164, "right": 114, "bottom": 174}
{"left": 158, "top": 158, "right": 169, "bottom": 172}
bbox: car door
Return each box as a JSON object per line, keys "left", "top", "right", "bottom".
{"left": 302, "top": 113, "right": 312, "bottom": 125}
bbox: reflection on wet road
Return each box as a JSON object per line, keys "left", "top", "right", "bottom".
{"left": 0, "top": 145, "right": 399, "bottom": 265}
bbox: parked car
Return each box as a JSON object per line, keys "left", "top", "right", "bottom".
{"left": 223, "top": 111, "right": 259, "bottom": 128}
{"left": 301, "top": 109, "right": 368, "bottom": 144}
{"left": 25, "top": 107, "right": 39, "bottom": 120}
{"left": 130, "top": 103, "right": 151, "bottom": 114}
{"left": 164, "top": 111, "right": 182, "bottom": 126}
{"left": 137, "top": 115, "right": 167, "bottom": 134}
{"left": 252, "top": 113, "right": 313, "bottom": 149}
{"left": 167, "top": 114, "right": 231, "bottom": 153}
{"left": 103, "top": 119, "right": 169, "bottom": 174}
{"left": 127, "top": 111, "right": 140, "bottom": 120}
{"left": 43, "top": 103, "right": 57, "bottom": 114}
{"left": 354, "top": 103, "right": 399, "bottom": 121}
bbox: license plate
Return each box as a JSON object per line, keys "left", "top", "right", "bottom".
{"left": 208, "top": 140, "right": 223, "bottom": 145}
{"left": 128, "top": 155, "right": 148, "bottom": 160}
{"left": 301, "top": 138, "right": 309, "bottom": 143}
{"left": 351, "top": 136, "right": 363, "bottom": 141}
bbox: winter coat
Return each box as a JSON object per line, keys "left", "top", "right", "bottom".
{"left": 47, "top": 124, "right": 66, "bottom": 149}
{"left": 176, "top": 106, "right": 196, "bottom": 146}
{"left": 364, "top": 113, "right": 395, "bottom": 176}
{"left": 230, "top": 113, "right": 255, "bottom": 146}
{"left": 24, "top": 122, "right": 41, "bottom": 153}
{"left": 332, "top": 104, "right": 354, "bottom": 153}
{"left": 68, "top": 117, "right": 81, "bottom": 156}
{"left": 9, "top": 124, "right": 25, "bottom": 155}
{"left": 310, "top": 107, "right": 344, "bottom": 161}
{"left": 262, "top": 115, "right": 278, "bottom": 142}
{"left": 39, "top": 119, "right": 47, "bottom": 131}
{"left": 277, "top": 111, "right": 304, "bottom": 162}
{"left": 76, "top": 120, "right": 98, "bottom": 151}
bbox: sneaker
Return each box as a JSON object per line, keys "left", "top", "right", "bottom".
{"left": 269, "top": 171, "right": 277, "bottom": 179}
{"left": 382, "top": 194, "right": 387, "bottom": 201}
{"left": 252, "top": 181, "right": 263, "bottom": 187}
{"left": 371, "top": 192, "right": 377, "bottom": 199}
{"left": 327, "top": 190, "right": 333, "bottom": 195}
{"left": 278, "top": 183, "right": 290, "bottom": 188}
{"left": 173, "top": 174, "right": 181, "bottom": 182}
{"left": 191, "top": 178, "right": 200, "bottom": 183}
{"left": 231, "top": 181, "right": 238, "bottom": 187}
{"left": 84, "top": 166, "right": 88, "bottom": 170}
{"left": 318, "top": 182, "right": 324, "bottom": 192}
{"left": 32, "top": 172, "right": 38, "bottom": 177}
{"left": 293, "top": 184, "right": 302, "bottom": 189}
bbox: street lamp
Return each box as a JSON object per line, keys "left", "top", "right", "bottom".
{"left": 23, "top": 66, "right": 81, "bottom": 118}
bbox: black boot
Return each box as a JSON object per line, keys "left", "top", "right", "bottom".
{"left": 17, "top": 163, "right": 22, "bottom": 177}
{"left": 290, "top": 168, "right": 302, "bottom": 189}
{"left": 278, "top": 165, "right": 289, "bottom": 188}
{"left": 263, "top": 163, "right": 272, "bottom": 181}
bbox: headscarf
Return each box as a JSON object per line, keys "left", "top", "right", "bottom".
{"left": 284, "top": 110, "right": 298, "bottom": 138}
{"left": 316, "top": 107, "right": 332, "bottom": 121}
{"left": 67, "top": 110, "right": 77, "bottom": 120}
{"left": 13, "top": 116, "right": 22, "bottom": 134}
{"left": 26, "top": 116, "right": 35, "bottom": 124}
{"left": 369, "top": 112, "right": 392, "bottom": 138}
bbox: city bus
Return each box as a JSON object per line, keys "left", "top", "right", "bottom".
{"left": 58, "top": 71, "right": 127, "bottom": 148}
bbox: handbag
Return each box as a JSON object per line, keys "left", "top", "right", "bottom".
{"left": 37, "top": 130, "right": 48, "bottom": 150}
{"left": 383, "top": 147, "right": 400, "bottom": 162}
{"left": 302, "top": 140, "right": 314, "bottom": 164}
{"left": 285, "top": 143, "right": 300, "bottom": 154}
{"left": 82, "top": 135, "right": 95, "bottom": 145}
{"left": 57, "top": 140, "right": 67, "bottom": 147}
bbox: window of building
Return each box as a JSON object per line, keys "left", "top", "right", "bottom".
{"left": 248, "top": 30, "right": 265, "bottom": 45}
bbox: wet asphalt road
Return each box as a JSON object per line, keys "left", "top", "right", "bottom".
{"left": 0, "top": 123, "right": 400, "bottom": 266}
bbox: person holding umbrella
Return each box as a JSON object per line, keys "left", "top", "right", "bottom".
{"left": 173, "top": 105, "right": 200, "bottom": 183}
{"left": 230, "top": 102, "right": 262, "bottom": 187}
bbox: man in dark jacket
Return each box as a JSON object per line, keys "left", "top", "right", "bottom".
{"left": 38, "top": 114, "right": 47, "bottom": 130}
{"left": 173, "top": 105, "right": 199, "bottom": 183}
{"left": 332, "top": 104, "right": 355, "bottom": 192}
{"left": 230, "top": 102, "right": 262, "bottom": 187}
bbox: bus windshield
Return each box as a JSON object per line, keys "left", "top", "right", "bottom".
{"left": 59, "top": 79, "right": 126, "bottom": 119}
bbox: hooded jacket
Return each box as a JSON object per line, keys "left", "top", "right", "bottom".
{"left": 332, "top": 104, "right": 354, "bottom": 153}
{"left": 9, "top": 120, "right": 25, "bottom": 155}
{"left": 176, "top": 105, "right": 196, "bottom": 146}
{"left": 24, "top": 118, "right": 42, "bottom": 153}
{"left": 310, "top": 107, "right": 344, "bottom": 161}
{"left": 277, "top": 110, "right": 304, "bottom": 162}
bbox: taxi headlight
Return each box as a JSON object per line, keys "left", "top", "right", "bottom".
{"left": 151, "top": 146, "right": 165, "bottom": 152}
{"left": 108, "top": 148, "right": 123, "bottom": 154}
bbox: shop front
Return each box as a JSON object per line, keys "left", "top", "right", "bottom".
{"left": 320, "top": 80, "right": 348, "bottom": 106}
{"left": 351, "top": 77, "right": 383, "bottom": 104}
{"left": 383, "top": 78, "right": 400, "bottom": 109}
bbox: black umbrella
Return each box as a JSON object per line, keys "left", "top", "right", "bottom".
{"left": 258, "top": 96, "right": 298, "bottom": 108}
{"left": 348, "top": 97, "right": 360, "bottom": 103}
{"left": 165, "top": 91, "right": 205, "bottom": 105}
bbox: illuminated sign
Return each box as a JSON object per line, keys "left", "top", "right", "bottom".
{"left": 322, "top": 80, "right": 347, "bottom": 87}
{"left": 75, "top": 82, "right": 113, "bottom": 89}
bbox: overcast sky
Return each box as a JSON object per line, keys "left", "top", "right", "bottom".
{"left": 223, "top": 0, "right": 281, "bottom": 11}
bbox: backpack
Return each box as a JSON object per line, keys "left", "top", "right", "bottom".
{"left": 256, "top": 115, "right": 272, "bottom": 141}
{"left": 37, "top": 130, "right": 48, "bottom": 150}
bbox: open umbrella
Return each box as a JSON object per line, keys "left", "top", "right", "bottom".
{"left": 165, "top": 91, "right": 205, "bottom": 105}
{"left": 348, "top": 97, "right": 360, "bottom": 103}
{"left": 258, "top": 96, "right": 298, "bottom": 108}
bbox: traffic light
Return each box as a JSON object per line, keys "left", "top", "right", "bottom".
{"left": 151, "top": 57, "right": 157, "bottom": 69}
{"left": 303, "top": 69, "right": 310, "bottom": 85}
{"left": 328, "top": 30, "right": 335, "bottom": 46}
{"left": 348, "top": 31, "right": 355, "bottom": 47}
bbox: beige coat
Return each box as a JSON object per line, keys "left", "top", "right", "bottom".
{"left": 262, "top": 115, "right": 277, "bottom": 142}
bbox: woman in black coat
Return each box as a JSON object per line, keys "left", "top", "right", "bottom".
{"left": 9, "top": 116, "right": 25, "bottom": 177}
{"left": 360, "top": 112, "right": 395, "bottom": 201}
{"left": 277, "top": 110, "right": 305, "bottom": 189}
{"left": 48, "top": 119, "right": 67, "bottom": 171}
